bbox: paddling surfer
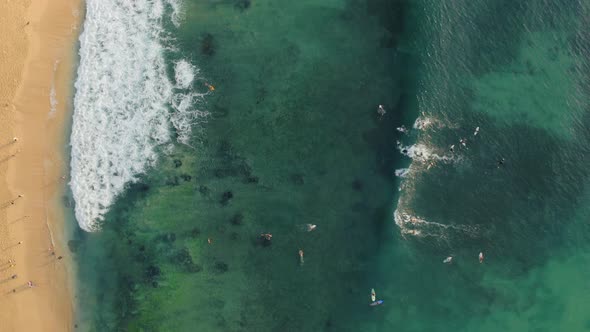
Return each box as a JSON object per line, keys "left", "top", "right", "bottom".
{"left": 479, "top": 252, "right": 484, "bottom": 263}
{"left": 377, "top": 105, "right": 386, "bottom": 119}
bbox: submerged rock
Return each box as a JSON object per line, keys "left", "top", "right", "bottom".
{"left": 352, "top": 179, "right": 363, "bottom": 191}
{"left": 201, "top": 33, "right": 215, "bottom": 56}
{"left": 180, "top": 174, "right": 192, "bottom": 182}
{"left": 230, "top": 213, "right": 244, "bottom": 225}
{"left": 190, "top": 227, "right": 201, "bottom": 238}
{"left": 165, "top": 176, "right": 180, "bottom": 186}
{"left": 235, "top": 0, "right": 251, "bottom": 11}
{"left": 173, "top": 159, "right": 182, "bottom": 168}
{"left": 221, "top": 191, "right": 233, "bottom": 205}
{"left": 214, "top": 261, "right": 229, "bottom": 273}
{"left": 198, "top": 185, "right": 210, "bottom": 196}
{"left": 145, "top": 265, "right": 161, "bottom": 281}
{"left": 172, "top": 248, "right": 202, "bottom": 273}
{"left": 244, "top": 175, "right": 259, "bottom": 184}
{"left": 291, "top": 173, "right": 305, "bottom": 185}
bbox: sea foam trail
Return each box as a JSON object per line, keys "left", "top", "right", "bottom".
{"left": 71, "top": 0, "right": 203, "bottom": 231}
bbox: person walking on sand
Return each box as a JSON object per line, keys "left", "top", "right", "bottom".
{"left": 27, "top": 281, "right": 34, "bottom": 288}
{"left": 298, "top": 249, "right": 304, "bottom": 265}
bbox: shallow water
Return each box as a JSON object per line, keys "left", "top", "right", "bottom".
{"left": 70, "top": 0, "right": 590, "bottom": 331}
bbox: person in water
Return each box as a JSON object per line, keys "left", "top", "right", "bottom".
{"left": 306, "top": 224, "right": 317, "bottom": 232}
{"left": 497, "top": 157, "right": 505, "bottom": 168}
{"left": 298, "top": 249, "right": 304, "bottom": 264}
{"left": 377, "top": 105, "right": 386, "bottom": 119}
{"left": 479, "top": 252, "right": 484, "bottom": 263}
{"left": 260, "top": 233, "right": 272, "bottom": 241}
{"left": 443, "top": 256, "right": 453, "bottom": 264}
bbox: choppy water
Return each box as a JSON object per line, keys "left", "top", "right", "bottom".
{"left": 69, "top": 0, "right": 590, "bottom": 331}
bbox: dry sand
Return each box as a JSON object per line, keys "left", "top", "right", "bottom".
{"left": 0, "top": 0, "right": 82, "bottom": 331}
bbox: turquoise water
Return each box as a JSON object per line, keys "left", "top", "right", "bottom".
{"left": 70, "top": 0, "right": 590, "bottom": 331}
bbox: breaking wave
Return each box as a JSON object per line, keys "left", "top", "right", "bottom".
{"left": 70, "top": 0, "right": 206, "bottom": 231}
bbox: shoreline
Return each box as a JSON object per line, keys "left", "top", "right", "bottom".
{"left": 0, "top": 0, "right": 82, "bottom": 331}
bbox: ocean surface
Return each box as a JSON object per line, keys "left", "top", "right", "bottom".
{"left": 67, "top": 0, "right": 590, "bottom": 331}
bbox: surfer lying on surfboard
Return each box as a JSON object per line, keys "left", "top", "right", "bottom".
{"left": 370, "top": 300, "right": 384, "bottom": 307}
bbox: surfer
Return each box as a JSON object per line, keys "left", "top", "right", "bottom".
{"left": 377, "top": 105, "right": 386, "bottom": 119}
{"left": 370, "top": 300, "right": 384, "bottom": 307}
{"left": 260, "top": 233, "right": 272, "bottom": 241}
{"left": 396, "top": 125, "right": 408, "bottom": 134}
{"left": 371, "top": 288, "right": 376, "bottom": 302}
{"left": 479, "top": 252, "right": 484, "bottom": 263}
{"left": 459, "top": 138, "right": 467, "bottom": 147}
{"left": 474, "top": 127, "right": 480, "bottom": 136}
{"left": 443, "top": 256, "right": 453, "bottom": 264}
{"left": 449, "top": 145, "right": 455, "bottom": 153}
{"left": 306, "top": 224, "right": 317, "bottom": 232}
{"left": 298, "top": 249, "right": 304, "bottom": 265}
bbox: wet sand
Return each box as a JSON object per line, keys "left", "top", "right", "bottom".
{"left": 0, "top": 0, "right": 82, "bottom": 331}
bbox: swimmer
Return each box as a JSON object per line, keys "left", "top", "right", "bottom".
{"left": 377, "top": 105, "right": 386, "bottom": 118}
{"left": 497, "top": 157, "right": 505, "bottom": 168}
{"left": 479, "top": 252, "right": 484, "bottom": 263}
{"left": 443, "top": 256, "right": 453, "bottom": 264}
{"left": 298, "top": 249, "right": 304, "bottom": 265}
{"left": 205, "top": 82, "right": 215, "bottom": 91}
{"left": 474, "top": 127, "right": 480, "bottom": 136}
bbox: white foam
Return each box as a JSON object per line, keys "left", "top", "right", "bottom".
{"left": 174, "top": 59, "right": 196, "bottom": 89}
{"left": 395, "top": 168, "right": 410, "bottom": 178}
{"left": 71, "top": 0, "right": 202, "bottom": 231}
{"left": 397, "top": 143, "right": 455, "bottom": 163}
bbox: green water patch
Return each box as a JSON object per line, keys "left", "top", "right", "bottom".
{"left": 471, "top": 31, "right": 581, "bottom": 137}
{"left": 73, "top": 0, "right": 418, "bottom": 331}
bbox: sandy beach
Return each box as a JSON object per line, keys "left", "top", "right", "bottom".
{"left": 0, "top": 0, "right": 81, "bottom": 331}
